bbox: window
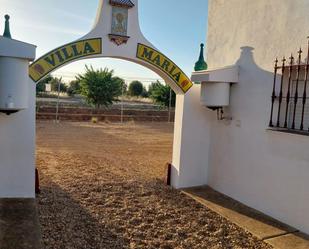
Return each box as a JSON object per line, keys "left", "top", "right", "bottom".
{"left": 269, "top": 43, "right": 309, "bottom": 134}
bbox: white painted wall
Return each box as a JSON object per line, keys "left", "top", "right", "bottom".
{"left": 0, "top": 80, "right": 35, "bottom": 198}
{"left": 173, "top": 0, "right": 309, "bottom": 234}
{"left": 207, "top": 0, "right": 309, "bottom": 234}
{"left": 171, "top": 85, "right": 213, "bottom": 188}
{"left": 0, "top": 36, "right": 36, "bottom": 198}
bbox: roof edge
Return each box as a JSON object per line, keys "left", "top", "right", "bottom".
{"left": 109, "top": 0, "right": 135, "bottom": 8}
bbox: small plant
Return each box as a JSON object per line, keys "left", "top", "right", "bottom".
{"left": 91, "top": 117, "right": 98, "bottom": 123}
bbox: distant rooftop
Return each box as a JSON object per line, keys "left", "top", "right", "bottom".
{"left": 109, "top": 0, "right": 135, "bottom": 8}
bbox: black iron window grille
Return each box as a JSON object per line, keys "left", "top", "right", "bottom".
{"left": 269, "top": 37, "right": 309, "bottom": 134}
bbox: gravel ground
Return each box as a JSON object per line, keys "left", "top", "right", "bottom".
{"left": 36, "top": 121, "right": 272, "bottom": 249}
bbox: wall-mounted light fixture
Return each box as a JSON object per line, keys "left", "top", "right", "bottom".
{"left": 192, "top": 65, "right": 239, "bottom": 110}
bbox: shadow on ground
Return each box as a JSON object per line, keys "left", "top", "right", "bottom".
{"left": 37, "top": 175, "right": 129, "bottom": 249}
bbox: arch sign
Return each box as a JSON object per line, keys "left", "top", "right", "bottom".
{"left": 29, "top": 0, "right": 193, "bottom": 94}
{"left": 29, "top": 38, "right": 102, "bottom": 82}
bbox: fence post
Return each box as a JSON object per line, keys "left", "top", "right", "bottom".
{"left": 291, "top": 48, "right": 302, "bottom": 129}
{"left": 168, "top": 87, "right": 172, "bottom": 123}
{"left": 269, "top": 58, "right": 278, "bottom": 127}
{"left": 300, "top": 38, "right": 309, "bottom": 130}
{"left": 55, "top": 77, "right": 62, "bottom": 123}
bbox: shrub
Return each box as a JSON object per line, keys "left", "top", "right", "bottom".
{"left": 149, "top": 81, "right": 175, "bottom": 107}
{"left": 67, "top": 80, "right": 81, "bottom": 96}
{"left": 128, "top": 80, "right": 143, "bottom": 96}
{"left": 77, "top": 65, "right": 123, "bottom": 108}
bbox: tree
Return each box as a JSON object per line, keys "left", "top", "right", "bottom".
{"left": 67, "top": 80, "right": 81, "bottom": 96}
{"left": 113, "top": 77, "right": 127, "bottom": 95}
{"left": 50, "top": 77, "right": 67, "bottom": 92}
{"left": 141, "top": 86, "right": 149, "bottom": 98}
{"left": 36, "top": 76, "right": 68, "bottom": 94}
{"left": 77, "top": 65, "right": 123, "bottom": 108}
{"left": 148, "top": 80, "right": 162, "bottom": 96}
{"left": 128, "top": 80, "right": 143, "bottom": 96}
{"left": 36, "top": 75, "right": 53, "bottom": 93}
{"left": 149, "top": 81, "right": 176, "bottom": 107}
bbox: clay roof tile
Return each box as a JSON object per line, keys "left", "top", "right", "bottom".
{"left": 109, "top": 0, "right": 135, "bottom": 8}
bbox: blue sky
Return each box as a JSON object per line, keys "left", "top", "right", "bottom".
{"left": 0, "top": 0, "right": 208, "bottom": 85}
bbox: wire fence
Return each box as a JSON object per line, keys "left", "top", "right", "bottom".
{"left": 41, "top": 75, "right": 174, "bottom": 123}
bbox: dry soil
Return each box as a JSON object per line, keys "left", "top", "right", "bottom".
{"left": 36, "top": 121, "right": 272, "bottom": 249}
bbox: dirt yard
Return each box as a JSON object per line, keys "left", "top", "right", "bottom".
{"left": 36, "top": 121, "right": 271, "bottom": 249}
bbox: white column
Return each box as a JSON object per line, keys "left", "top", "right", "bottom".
{"left": 0, "top": 79, "right": 36, "bottom": 198}
{"left": 171, "top": 84, "right": 213, "bottom": 189}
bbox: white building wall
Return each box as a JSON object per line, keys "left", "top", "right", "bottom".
{"left": 173, "top": 0, "right": 309, "bottom": 235}
{"left": 0, "top": 80, "right": 35, "bottom": 198}
{"left": 172, "top": 85, "right": 213, "bottom": 188}
{"left": 205, "top": 0, "right": 309, "bottom": 234}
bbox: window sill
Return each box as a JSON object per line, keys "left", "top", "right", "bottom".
{"left": 267, "top": 127, "right": 309, "bottom": 137}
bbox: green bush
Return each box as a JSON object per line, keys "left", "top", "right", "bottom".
{"left": 128, "top": 80, "right": 143, "bottom": 96}
{"left": 77, "top": 65, "right": 123, "bottom": 108}
{"left": 149, "top": 81, "right": 175, "bottom": 107}
{"left": 66, "top": 80, "right": 81, "bottom": 96}
{"left": 113, "top": 77, "right": 127, "bottom": 95}
{"left": 49, "top": 77, "right": 67, "bottom": 92}
{"left": 36, "top": 75, "right": 53, "bottom": 93}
